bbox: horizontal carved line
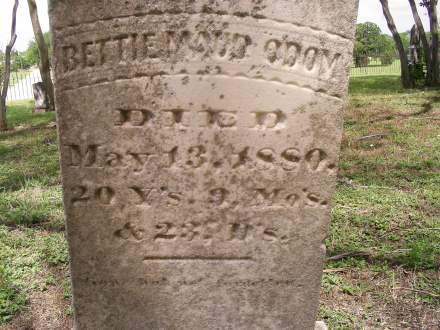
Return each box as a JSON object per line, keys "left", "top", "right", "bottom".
{"left": 143, "top": 256, "right": 253, "bottom": 261}
{"left": 53, "top": 12, "right": 351, "bottom": 42}
{"left": 58, "top": 73, "right": 343, "bottom": 101}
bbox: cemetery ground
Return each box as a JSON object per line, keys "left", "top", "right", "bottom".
{"left": 0, "top": 76, "right": 439, "bottom": 329}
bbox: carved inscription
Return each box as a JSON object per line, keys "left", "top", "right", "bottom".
{"left": 113, "top": 108, "right": 287, "bottom": 130}
{"left": 71, "top": 185, "right": 115, "bottom": 205}
{"left": 130, "top": 186, "right": 182, "bottom": 206}
{"left": 57, "top": 16, "right": 350, "bottom": 90}
{"left": 65, "top": 145, "right": 155, "bottom": 172}
{"left": 56, "top": 13, "right": 347, "bottom": 265}
{"left": 77, "top": 277, "right": 300, "bottom": 288}
{"left": 115, "top": 222, "right": 145, "bottom": 241}
{"left": 51, "top": 1, "right": 358, "bottom": 327}
{"left": 265, "top": 37, "right": 341, "bottom": 78}
{"left": 253, "top": 111, "right": 286, "bottom": 130}
{"left": 252, "top": 188, "right": 328, "bottom": 208}
{"left": 69, "top": 184, "right": 328, "bottom": 209}
{"left": 62, "top": 30, "right": 251, "bottom": 73}
{"left": 66, "top": 144, "right": 100, "bottom": 167}
{"left": 114, "top": 219, "right": 290, "bottom": 245}
{"left": 64, "top": 144, "right": 335, "bottom": 173}
{"left": 204, "top": 110, "right": 237, "bottom": 128}
{"left": 115, "top": 109, "right": 154, "bottom": 127}
{"left": 61, "top": 30, "right": 343, "bottom": 79}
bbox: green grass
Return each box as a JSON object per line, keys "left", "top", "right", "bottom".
{"left": 5, "top": 100, "right": 55, "bottom": 128}
{"left": 0, "top": 101, "right": 60, "bottom": 194}
{"left": 0, "top": 259, "right": 26, "bottom": 323}
{"left": 0, "top": 102, "right": 62, "bottom": 227}
{"left": 340, "top": 77, "right": 440, "bottom": 258}
{"left": 0, "top": 79, "right": 439, "bottom": 327}
{"left": 349, "top": 75, "right": 405, "bottom": 95}
{"left": 323, "top": 76, "right": 440, "bottom": 328}
{"left": 319, "top": 306, "right": 356, "bottom": 330}
{"left": 0, "top": 227, "right": 69, "bottom": 322}
{"left": 0, "top": 104, "right": 67, "bottom": 322}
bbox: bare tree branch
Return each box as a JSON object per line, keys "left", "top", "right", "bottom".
{"left": 428, "top": 0, "right": 440, "bottom": 84}
{"left": 0, "top": 0, "right": 20, "bottom": 130}
{"left": 408, "top": 0, "right": 433, "bottom": 84}
{"left": 27, "top": 0, "right": 55, "bottom": 112}
{"left": 379, "top": 0, "right": 413, "bottom": 88}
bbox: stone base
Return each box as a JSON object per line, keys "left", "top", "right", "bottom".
{"left": 315, "top": 321, "right": 328, "bottom": 330}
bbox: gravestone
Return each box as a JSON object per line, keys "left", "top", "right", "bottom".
{"left": 32, "top": 82, "right": 49, "bottom": 113}
{"left": 49, "top": 1, "right": 359, "bottom": 329}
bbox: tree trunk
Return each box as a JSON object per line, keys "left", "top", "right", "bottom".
{"left": 408, "top": 0, "right": 433, "bottom": 85}
{"left": 429, "top": 0, "right": 440, "bottom": 85}
{"left": 379, "top": 0, "right": 413, "bottom": 88}
{"left": 0, "top": 0, "right": 19, "bottom": 131}
{"left": 27, "top": 0, "right": 55, "bottom": 111}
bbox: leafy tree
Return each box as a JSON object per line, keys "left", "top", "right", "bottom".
{"left": 11, "top": 51, "right": 27, "bottom": 71}
{"left": 22, "top": 40, "right": 39, "bottom": 67}
{"left": 380, "top": 34, "right": 398, "bottom": 64}
{"left": 21, "top": 32, "right": 51, "bottom": 68}
{"left": 354, "top": 22, "right": 398, "bottom": 66}
{"left": 4, "top": 32, "right": 51, "bottom": 72}
{"left": 354, "top": 22, "right": 385, "bottom": 56}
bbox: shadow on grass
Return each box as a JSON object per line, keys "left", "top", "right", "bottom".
{"left": 0, "top": 101, "right": 63, "bottom": 231}
{"left": 366, "top": 95, "right": 440, "bottom": 124}
{"left": 3, "top": 100, "right": 55, "bottom": 129}
{"left": 0, "top": 124, "right": 56, "bottom": 141}
{"left": 349, "top": 76, "right": 405, "bottom": 95}
{"left": 0, "top": 129, "right": 60, "bottom": 192}
{"left": 327, "top": 240, "right": 440, "bottom": 271}
{"left": 333, "top": 75, "right": 440, "bottom": 274}
{"left": 418, "top": 95, "right": 440, "bottom": 116}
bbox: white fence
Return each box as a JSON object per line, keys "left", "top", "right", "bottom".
{"left": 6, "top": 68, "right": 42, "bottom": 102}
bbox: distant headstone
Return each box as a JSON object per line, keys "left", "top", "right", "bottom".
{"left": 49, "top": 1, "right": 359, "bottom": 329}
{"left": 32, "top": 82, "right": 49, "bottom": 113}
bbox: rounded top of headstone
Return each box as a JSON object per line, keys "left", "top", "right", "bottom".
{"left": 49, "top": 0, "right": 358, "bottom": 40}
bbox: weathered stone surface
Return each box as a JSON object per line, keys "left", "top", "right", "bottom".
{"left": 32, "top": 82, "right": 49, "bottom": 113}
{"left": 49, "top": 1, "right": 358, "bottom": 329}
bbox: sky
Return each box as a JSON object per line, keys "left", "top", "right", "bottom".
{"left": 0, "top": 0, "right": 437, "bottom": 51}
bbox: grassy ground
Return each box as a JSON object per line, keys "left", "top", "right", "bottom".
{"left": 320, "top": 76, "right": 440, "bottom": 329}
{"left": 0, "top": 101, "right": 71, "bottom": 328}
{"left": 0, "top": 79, "right": 439, "bottom": 329}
